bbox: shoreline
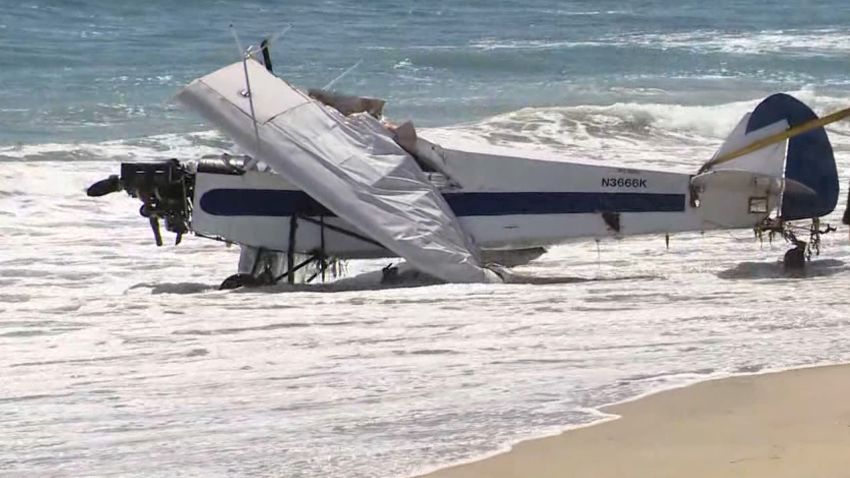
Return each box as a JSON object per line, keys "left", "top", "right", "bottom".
{"left": 415, "top": 363, "right": 850, "bottom": 478}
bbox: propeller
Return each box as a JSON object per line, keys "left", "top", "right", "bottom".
{"left": 86, "top": 175, "right": 121, "bottom": 197}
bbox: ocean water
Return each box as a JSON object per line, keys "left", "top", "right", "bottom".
{"left": 3, "top": 1, "right": 850, "bottom": 477}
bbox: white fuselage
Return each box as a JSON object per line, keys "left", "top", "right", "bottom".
{"left": 190, "top": 146, "right": 777, "bottom": 258}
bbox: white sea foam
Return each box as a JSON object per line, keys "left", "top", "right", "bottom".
{"left": 616, "top": 28, "right": 850, "bottom": 56}
{"left": 425, "top": 91, "right": 850, "bottom": 169}
{"left": 415, "top": 29, "right": 850, "bottom": 57}
{"left": 0, "top": 130, "right": 229, "bottom": 162}
{"left": 467, "top": 39, "right": 605, "bottom": 51}
{"left": 539, "top": 9, "right": 631, "bottom": 16}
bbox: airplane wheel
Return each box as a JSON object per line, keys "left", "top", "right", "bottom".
{"left": 381, "top": 264, "right": 400, "bottom": 284}
{"left": 220, "top": 273, "right": 262, "bottom": 290}
{"left": 783, "top": 246, "right": 806, "bottom": 271}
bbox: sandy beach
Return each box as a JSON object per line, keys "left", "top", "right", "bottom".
{"left": 420, "top": 364, "right": 850, "bottom": 478}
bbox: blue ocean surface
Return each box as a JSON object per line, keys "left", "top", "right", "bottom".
{"left": 2, "top": 0, "right": 850, "bottom": 145}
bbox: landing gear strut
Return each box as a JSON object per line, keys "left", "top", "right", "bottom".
{"left": 219, "top": 247, "right": 329, "bottom": 290}
{"left": 756, "top": 217, "right": 836, "bottom": 273}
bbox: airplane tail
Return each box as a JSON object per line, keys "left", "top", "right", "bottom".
{"left": 693, "top": 93, "right": 840, "bottom": 224}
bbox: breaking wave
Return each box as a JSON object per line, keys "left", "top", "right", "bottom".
{"left": 463, "top": 28, "right": 850, "bottom": 57}
{"left": 424, "top": 90, "right": 850, "bottom": 168}
{"left": 3, "top": 90, "right": 848, "bottom": 171}
{"left": 0, "top": 130, "right": 230, "bottom": 163}
{"left": 618, "top": 28, "right": 850, "bottom": 57}
{"left": 390, "top": 28, "right": 850, "bottom": 58}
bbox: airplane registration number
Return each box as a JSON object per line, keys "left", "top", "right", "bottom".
{"left": 601, "top": 177, "right": 647, "bottom": 188}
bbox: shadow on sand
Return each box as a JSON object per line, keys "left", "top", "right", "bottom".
{"left": 131, "top": 271, "right": 663, "bottom": 295}
{"left": 129, "top": 282, "right": 214, "bottom": 295}
{"left": 717, "top": 258, "right": 846, "bottom": 280}
{"left": 501, "top": 273, "right": 662, "bottom": 285}
{"left": 235, "top": 270, "right": 664, "bottom": 293}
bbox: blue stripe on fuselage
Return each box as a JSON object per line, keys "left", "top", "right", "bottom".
{"left": 199, "top": 189, "right": 685, "bottom": 217}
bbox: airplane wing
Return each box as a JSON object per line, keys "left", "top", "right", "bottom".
{"left": 175, "top": 60, "right": 499, "bottom": 283}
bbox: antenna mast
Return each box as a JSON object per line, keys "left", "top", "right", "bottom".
{"left": 229, "top": 25, "right": 263, "bottom": 171}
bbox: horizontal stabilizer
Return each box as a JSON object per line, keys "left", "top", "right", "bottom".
{"left": 691, "top": 169, "right": 816, "bottom": 197}
{"left": 783, "top": 178, "right": 818, "bottom": 196}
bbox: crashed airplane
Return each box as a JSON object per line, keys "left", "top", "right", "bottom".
{"left": 88, "top": 45, "right": 844, "bottom": 289}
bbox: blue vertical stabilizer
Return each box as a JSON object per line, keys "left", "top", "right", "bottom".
{"left": 746, "top": 93, "right": 839, "bottom": 220}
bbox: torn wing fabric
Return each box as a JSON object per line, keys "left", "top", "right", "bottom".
{"left": 176, "top": 60, "right": 499, "bottom": 283}
{"left": 307, "top": 89, "right": 385, "bottom": 118}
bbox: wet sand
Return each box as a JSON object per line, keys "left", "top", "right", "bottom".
{"left": 420, "top": 364, "right": 850, "bottom": 478}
